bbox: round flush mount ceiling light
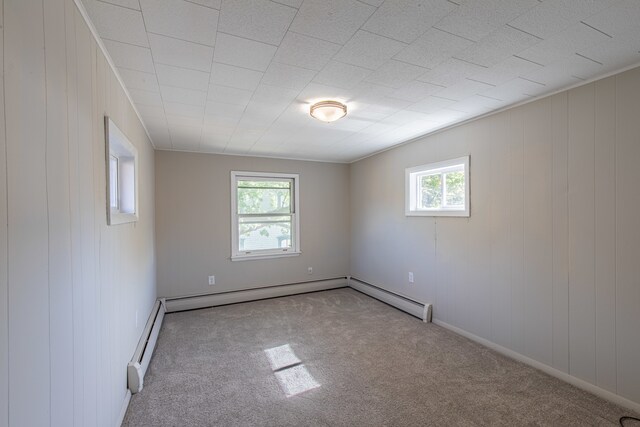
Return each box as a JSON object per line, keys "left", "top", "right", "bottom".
{"left": 309, "top": 100, "right": 347, "bottom": 123}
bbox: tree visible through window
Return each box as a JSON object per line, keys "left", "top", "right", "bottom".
{"left": 237, "top": 179, "right": 292, "bottom": 251}
{"left": 406, "top": 156, "right": 470, "bottom": 217}
{"left": 419, "top": 170, "right": 465, "bottom": 209}
{"left": 420, "top": 174, "right": 442, "bottom": 208}
{"left": 231, "top": 172, "right": 300, "bottom": 260}
{"left": 444, "top": 171, "right": 465, "bottom": 207}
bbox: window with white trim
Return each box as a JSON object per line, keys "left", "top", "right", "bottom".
{"left": 405, "top": 156, "right": 470, "bottom": 217}
{"left": 106, "top": 117, "right": 138, "bottom": 225}
{"left": 231, "top": 171, "right": 300, "bottom": 261}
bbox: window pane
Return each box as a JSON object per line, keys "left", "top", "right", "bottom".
{"left": 406, "top": 156, "right": 469, "bottom": 217}
{"left": 444, "top": 171, "right": 465, "bottom": 207}
{"left": 109, "top": 155, "right": 119, "bottom": 210}
{"left": 238, "top": 216, "right": 292, "bottom": 251}
{"left": 420, "top": 174, "right": 442, "bottom": 208}
{"left": 237, "top": 180, "right": 291, "bottom": 214}
{"left": 238, "top": 180, "right": 290, "bottom": 189}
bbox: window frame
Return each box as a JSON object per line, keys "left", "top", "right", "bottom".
{"left": 105, "top": 117, "right": 138, "bottom": 225}
{"left": 405, "top": 156, "right": 470, "bottom": 217}
{"left": 230, "top": 171, "right": 301, "bottom": 261}
{"left": 109, "top": 154, "right": 119, "bottom": 210}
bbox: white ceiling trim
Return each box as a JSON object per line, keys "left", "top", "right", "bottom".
{"left": 154, "top": 146, "right": 351, "bottom": 164}
{"left": 350, "top": 57, "right": 640, "bottom": 164}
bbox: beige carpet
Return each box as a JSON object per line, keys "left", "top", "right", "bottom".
{"left": 123, "top": 288, "right": 638, "bottom": 426}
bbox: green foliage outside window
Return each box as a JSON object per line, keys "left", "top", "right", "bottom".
{"left": 445, "top": 172, "right": 465, "bottom": 206}
{"left": 421, "top": 174, "right": 442, "bottom": 208}
{"left": 420, "top": 171, "right": 465, "bottom": 209}
{"left": 237, "top": 180, "right": 292, "bottom": 240}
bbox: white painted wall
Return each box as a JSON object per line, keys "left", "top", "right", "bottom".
{"left": 0, "top": 1, "right": 156, "bottom": 426}
{"left": 155, "top": 151, "right": 350, "bottom": 298}
{"left": 350, "top": 67, "right": 640, "bottom": 407}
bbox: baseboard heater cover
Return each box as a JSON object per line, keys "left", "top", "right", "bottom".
{"left": 164, "top": 277, "right": 348, "bottom": 313}
{"left": 127, "top": 298, "right": 166, "bottom": 394}
{"left": 348, "top": 277, "right": 432, "bottom": 322}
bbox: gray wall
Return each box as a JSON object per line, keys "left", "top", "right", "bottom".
{"left": 155, "top": 151, "right": 350, "bottom": 298}
{"left": 350, "top": 67, "right": 640, "bottom": 406}
{"left": 0, "top": 1, "right": 156, "bottom": 426}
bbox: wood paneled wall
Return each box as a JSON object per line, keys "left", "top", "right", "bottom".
{"left": 0, "top": 1, "right": 156, "bottom": 426}
{"left": 350, "top": 67, "right": 640, "bottom": 407}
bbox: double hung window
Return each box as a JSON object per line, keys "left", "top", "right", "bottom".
{"left": 231, "top": 171, "right": 300, "bottom": 260}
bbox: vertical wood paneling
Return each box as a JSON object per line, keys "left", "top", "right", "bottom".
{"left": 454, "top": 220, "right": 468, "bottom": 331}
{"left": 350, "top": 65, "right": 640, "bottom": 410}
{"left": 109, "top": 70, "right": 127, "bottom": 425}
{"left": 91, "top": 38, "right": 102, "bottom": 427}
{"left": 438, "top": 218, "right": 466, "bottom": 327}
{"left": 1, "top": 1, "right": 156, "bottom": 425}
{"left": 465, "top": 119, "right": 492, "bottom": 339}
{"left": 430, "top": 139, "right": 447, "bottom": 323}
{"left": 64, "top": 2, "right": 85, "bottom": 424}
{"left": 4, "top": 1, "right": 51, "bottom": 425}
{"left": 490, "top": 112, "right": 512, "bottom": 348}
{"left": 434, "top": 127, "right": 469, "bottom": 328}
{"left": 91, "top": 40, "right": 107, "bottom": 427}
{"left": 509, "top": 108, "right": 526, "bottom": 355}
{"left": 568, "top": 83, "right": 597, "bottom": 383}
{"left": 523, "top": 99, "right": 553, "bottom": 365}
{"left": 615, "top": 67, "right": 640, "bottom": 403}
{"left": 551, "top": 93, "right": 569, "bottom": 373}
{"left": 594, "top": 77, "right": 617, "bottom": 393}
{"left": 400, "top": 204, "right": 436, "bottom": 304}
{"left": 75, "top": 11, "right": 98, "bottom": 425}
{"left": 0, "top": 1, "right": 8, "bottom": 425}
{"left": 435, "top": 218, "right": 451, "bottom": 323}
{"left": 95, "top": 48, "right": 110, "bottom": 427}
{"left": 44, "top": 0, "right": 75, "bottom": 425}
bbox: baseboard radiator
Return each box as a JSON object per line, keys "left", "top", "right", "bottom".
{"left": 127, "top": 277, "right": 424, "bottom": 394}
{"left": 348, "top": 277, "right": 432, "bottom": 322}
{"left": 164, "top": 277, "right": 348, "bottom": 313}
{"left": 127, "top": 299, "right": 166, "bottom": 394}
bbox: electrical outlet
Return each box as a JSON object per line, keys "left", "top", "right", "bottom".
{"left": 208, "top": 275, "right": 215, "bottom": 285}
{"left": 308, "top": 267, "right": 313, "bottom": 275}
{"left": 408, "top": 272, "right": 414, "bottom": 283}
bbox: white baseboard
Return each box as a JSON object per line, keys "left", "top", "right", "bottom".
{"left": 348, "top": 277, "right": 432, "bottom": 322}
{"left": 164, "top": 278, "right": 348, "bottom": 313}
{"left": 116, "top": 389, "right": 131, "bottom": 427}
{"left": 433, "top": 318, "right": 640, "bottom": 415}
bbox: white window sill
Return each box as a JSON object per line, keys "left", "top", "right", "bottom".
{"left": 109, "top": 212, "right": 138, "bottom": 225}
{"left": 231, "top": 251, "right": 301, "bottom": 261}
{"left": 406, "top": 210, "right": 469, "bottom": 217}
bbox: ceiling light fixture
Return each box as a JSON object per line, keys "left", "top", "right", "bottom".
{"left": 309, "top": 100, "right": 347, "bottom": 123}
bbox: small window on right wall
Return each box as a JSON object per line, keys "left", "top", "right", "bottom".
{"left": 405, "top": 156, "right": 470, "bottom": 217}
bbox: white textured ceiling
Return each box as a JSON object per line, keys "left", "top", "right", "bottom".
{"left": 83, "top": 0, "right": 640, "bottom": 162}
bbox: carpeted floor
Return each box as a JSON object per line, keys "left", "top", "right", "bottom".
{"left": 123, "top": 288, "right": 638, "bottom": 426}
